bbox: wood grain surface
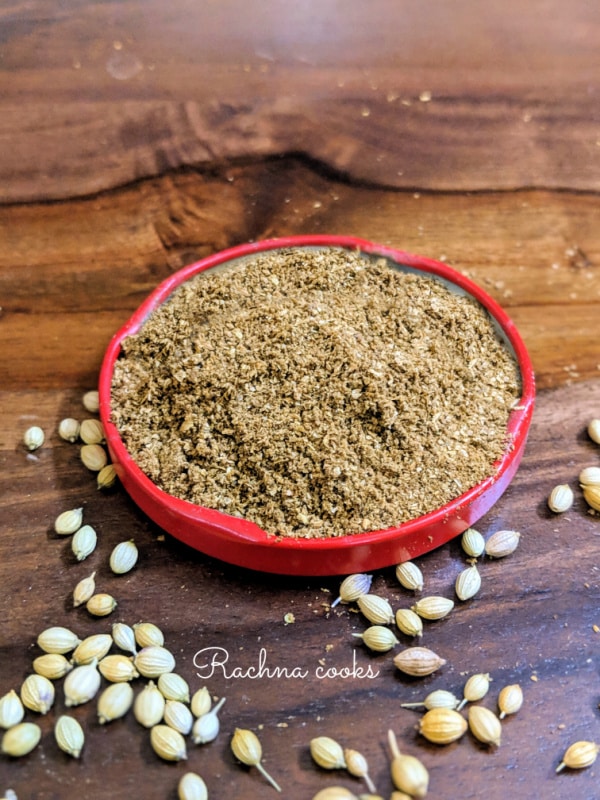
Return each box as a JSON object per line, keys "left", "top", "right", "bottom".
{"left": 1, "top": 2, "right": 600, "bottom": 798}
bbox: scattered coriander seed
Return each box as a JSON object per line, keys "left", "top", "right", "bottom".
{"left": 312, "top": 789, "right": 358, "bottom": 800}
{"left": 150, "top": 724, "right": 187, "bottom": 761}
{"left": 58, "top": 417, "right": 81, "bottom": 443}
{"left": 588, "top": 419, "right": 600, "bottom": 445}
{"left": 109, "top": 539, "right": 139, "bottom": 574}
{"left": 583, "top": 485, "right": 600, "bottom": 512}
{"left": 133, "top": 622, "right": 165, "bottom": 648}
{"left": 461, "top": 528, "right": 485, "bottom": 558}
{"left": 0, "top": 690, "right": 25, "bottom": 729}
{"left": 401, "top": 689, "right": 460, "bottom": 711}
{"left": 457, "top": 673, "right": 492, "bottom": 711}
{"left": 158, "top": 672, "right": 190, "bottom": 703}
{"left": 134, "top": 645, "right": 176, "bottom": 678}
{"left": 98, "top": 654, "right": 139, "bottom": 683}
{"left": 72, "top": 634, "right": 113, "bottom": 666}
{"left": 79, "top": 418, "right": 105, "bottom": 445}
{"left": 393, "top": 647, "right": 446, "bottom": 677}
{"left": 190, "top": 686, "right": 212, "bottom": 718}
{"left": 178, "top": 772, "right": 209, "bottom": 800}
{"left": 331, "top": 573, "right": 373, "bottom": 607}
{"left": 356, "top": 594, "right": 395, "bottom": 625}
{"left": 97, "top": 681, "right": 134, "bottom": 724}
{"left": 467, "top": 705, "right": 502, "bottom": 746}
{"left": 37, "top": 626, "right": 81, "bottom": 655}
{"left": 556, "top": 740, "right": 600, "bottom": 772}
{"left": 71, "top": 524, "right": 97, "bottom": 561}
{"left": 64, "top": 660, "right": 101, "bottom": 707}
{"left": 387, "top": 729, "right": 429, "bottom": 798}
{"left": 23, "top": 426, "right": 44, "bottom": 451}
{"left": 111, "top": 623, "right": 137, "bottom": 656}
{"left": 498, "top": 684, "right": 523, "bottom": 719}
{"left": 73, "top": 571, "right": 96, "bottom": 607}
{"left": 395, "top": 562, "right": 424, "bottom": 592}
{"left": 54, "top": 508, "right": 83, "bottom": 536}
{"left": 411, "top": 596, "right": 454, "bottom": 621}
{"left": 32, "top": 653, "right": 73, "bottom": 680}
{"left": 20, "top": 674, "right": 55, "bottom": 716}
{"left": 86, "top": 593, "right": 117, "bottom": 617}
{"left": 455, "top": 564, "right": 481, "bottom": 601}
{"left": 82, "top": 390, "right": 100, "bottom": 414}
{"left": 133, "top": 681, "right": 165, "bottom": 728}
{"left": 97, "top": 464, "right": 117, "bottom": 490}
{"left": 310, "top": 736, "right": 347, "bottom": 770}
{"left": 164, "top": 700, "right": 194, "bottom": 735}
{"left": 1, "top": 722, "right": 41, "bottom": 757}
{"left": 231, "top": 728, "right": 282, "bottom": 792}
{"left": 548, "top": 484, "right": 574, "bottom": 513}
{"left": 54, "top": 714, "right": 84, "bottom": 758}
{"left": 579, "top": 466, "right": 600, "bottom": 487}
{"left": 80, "top": 443, "right": 108, "bottom": 472}
{"left": 353, "top": 625, "right": 399, "bottom": 653}
{"left": 191, "top": 697, "right": 226, "bottom": 744}
{"left": 484, "top": 529, "right": 521, "bottom": 558}
{"left": 394, "top": 608, "right": 423, "bottom": 638}
{"left": 419, "top": 707, "right": 468, "bottom": 745}
{"left": 343, "top": 748, "right": 376, "bottom": 793}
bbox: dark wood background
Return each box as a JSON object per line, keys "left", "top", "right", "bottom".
{"left": 1, "top": 2, "right": 600, "bottom": 798}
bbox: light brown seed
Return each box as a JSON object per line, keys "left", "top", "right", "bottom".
{"left": 178, "top": 772, "right": 209, "bottom": 800}
{"left": 37, "top": 626, "right": 81, "bottom": 654}
{"left": 419, "top": 707, "right": 468, "bottom": 744}
{"left": 20, "top": 674, "right": 55, "bottom": 714}
{"left": 98, "top": 654, "right": 139, "bottom": 683}
{"left": 97, "top": 682, "right": 134, "bottom": 724}
{"left": 357, "top": 594, "right": 394, "bottom": 625}
{"left": 455, "top": 564, "right": 481, "bottom": 601}
{"left": 82, "top": 390, "right": 99, "bottom": 413}
{"left": 150, "top": 724, "right": 187, "bottom": 761}
{"left": 584, "top": 485, "right": 600, "bottom": 512}
{"left": 310, "top": 736, "right": 346, "bottom": 769}
{"left": 467, "top": 705, "right": 502, "bottom": 746}
{"left": 395, "top": 608, "right": 423, "bottom": 638}
{"left": 80, "top": 418, "right": 105, "bottom": 445}
{"left": 498, "top": 684, "right": 523, "bottom": 719}
{"left": 58, "top": 418, "right": 80, "bottom": 443}
{"left": 54, "top": 714, "right": 85, "bottom": 757}
{"left": 556, "top": 740, "right": 600, "bottom": 772}
{"left": 86, "top": 593, "right": 117, "bottom": 617}
{"left": 1, "top": 722, "right": 41, "bottom": 756}
{"left": 395, "top": 562, "right": 424, "bottom": 592}
{"left": 63, "top": 661, "right": 101, "bottom": 707}
{"left": 133, "top": 681, "right": 165, "bottom": 728}
{"left": 401, "top": 689, "right": 459, "bottom": 711}
{"left": 133, "top": 622, "right": 165, "bottom": 648}
{"left": 579, "top": 466, "right": 600, "bottom": 487}
{"left": 484, "top": 530, "right": 521, "bottom": 558}
{"left": 547, "top": 484, "right": 574, "bottom": 513}
{"left": 134, "top": 646, "right": 176, "bottom": 677}
{"left": 461, "top": 528, "right": 485, "bottom": 558}
{"left": 73, "top": 572, "right": 96, "bottom": 607}
{"left": 393, "top": 647, "right": 446, "bottom": 677}
{"left": 457, "top": 673, "right": 492, "bottom": 710}
{"left": 32, "top": 653, "right": 73, "bottom": 680}
{"left": 387, "top": 729, "right": 429, "bottom": 798}
{"left": 411, "top": 596, "right": 454, "bottom": 621}
{"left": 331, "top": 573, "right": 373, "bottom": 607}
{"left": 353, "top": 625, "right": 399, "bottom": 653}
{"left": 97, "top": 464, "right": 117, "bottom": 489}
{"left": 80, "top": 443, "right": 108, "bottom": 472}
{"left": 72, "top": 634, "right": 113, "bottom": 666}
{"left": 231, "top": 728, "right": 282, "bottom": 792}
{"left": 54, "top": 508, "right": 83, "bottom": 536}
{"left": 0, "top": 690, "right": 25, "bottom": 729}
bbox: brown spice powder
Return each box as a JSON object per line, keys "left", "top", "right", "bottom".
{"left": 110, "top": 247, "right": 521, "bottom": 539}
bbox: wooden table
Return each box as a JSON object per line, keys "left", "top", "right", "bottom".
{"left": 1, "top": 2, "right": 600, "bottom": 798}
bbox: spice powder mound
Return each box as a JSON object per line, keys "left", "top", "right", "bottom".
{"left": 110, "top": 247, "right": 521, "bottom": 539}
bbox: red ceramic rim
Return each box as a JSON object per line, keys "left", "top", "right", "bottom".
{"left": 99, "top": 235, "right": 536, "bottom": 575}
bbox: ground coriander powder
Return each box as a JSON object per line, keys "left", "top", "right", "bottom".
{"left": 110, "top": 247, "right": 521, "bottom": 539}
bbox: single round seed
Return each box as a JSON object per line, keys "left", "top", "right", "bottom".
{"left": 55, "top": 714, "right": 85, "bottom": 758}
{"left": 556, "top": 740, "right": 600, "bottom": 772}
{"left": 178, "top": 772, "right": 209, "bottom": 800}
{"left": 548, "top": 484, "right": 574, "bottom": 513}
{"left": 150, "top": 724, "right": 187, "bottom": 761}
{"left": 419, "top": 707, "right": 468, "bottom": 744}
{"left": 23, "top": 426, "right": 44, "bottom": 451}
{"left": 32, "top": 653, "right": 73, "bottom": 680}
{"left": 134, "top": 646, "right": 176, "bottom": 678}
{"left": 395, "top": 608, "right": 423, "bottom": 638}
{"left": 331, "top": 573, "right": 373, "bottom": 607}
{"left": 310, "top": 736, "right": 346, "bottom": 769}
{"left": 73, "top": 572, "right": 96, "bottom": 607}
{"left": 484, "top": 530, "right": 521, "bottom": 558}
{"left": 58, "top": 417, "right": 81, "bottom": 443}
{"left": 63, "top": 662, "right": 101, "bottom": 707}
{"left": 579, "top": 466, "right": 600, "bottom": 487}
{"left": 455, "top": 564, "right": 481, "bottom": 601}
{"left": 411, "top": 596, "right": 454, "bottom": 621}
{"left": 498, "top": 684, "right": 523, "bottom": 719}
{"left": 54, "top": 508, "right": 83, "bottom": 536}
{"left": 109, "top": 540, "right": 138, "bottom": 575}
{"left": 133, "top": 622, "right": 164, "bottom": 648}
{"left": 37, "top": 626, "right": 81, "bottom": 655}
{"left": 395, "top": 561, "right": 424, "bottom": 592}
{"left": 72, "top": 634, "right": 113, "bottom": 666}
{"left": 467, "top": 705, "right": 502, "bottom": 746}
{"left": 461, "top": 528, "right": 485, "bottom": 558}
{"left": 86, "top": 593, "right": 117, "bottom": 617}
{"left": 158, "top": 672, "right": 190, "bottom": 703}
{"left": 1, "top": 722, "right": 41, "bottom": 756}
{"left": 80, "top": 418, "right": 105, "bottom": 445}
{"left": 97, "top": 464, "right": 117, "bottom": 489}
{"left": 82, "top": 390, "right": 100, "bottom": 413}
{"left": 164, "top": 700, "right": 194, "bottom": 735}
{"left": 0, "top": 690, "right": 25, "bottom": 729}
{"left": 71, "top": 524, "right": 97, "bottom": 561}
{"left": 97, "top": 682, "right": 134, "bottom": 724}
{"left": 588, "top": 419, "right": 600, "bottom": 445}
{"left": 80, "top": 443, "right": 108, "bottom": 472}
{"left": 133, "top": 681, "right": 165, "bottom": 728}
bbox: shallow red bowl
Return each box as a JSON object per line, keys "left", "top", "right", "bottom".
{"left": 99, "top": 235, "right": 535, "bottom": 576}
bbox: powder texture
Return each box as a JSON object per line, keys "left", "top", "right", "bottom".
{"left": 110, "top": 247, "right": 521, "bottom": 538}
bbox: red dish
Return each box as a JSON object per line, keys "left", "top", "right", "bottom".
{"left": 98, "top": 235, "right": 535, "bottom": 576}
